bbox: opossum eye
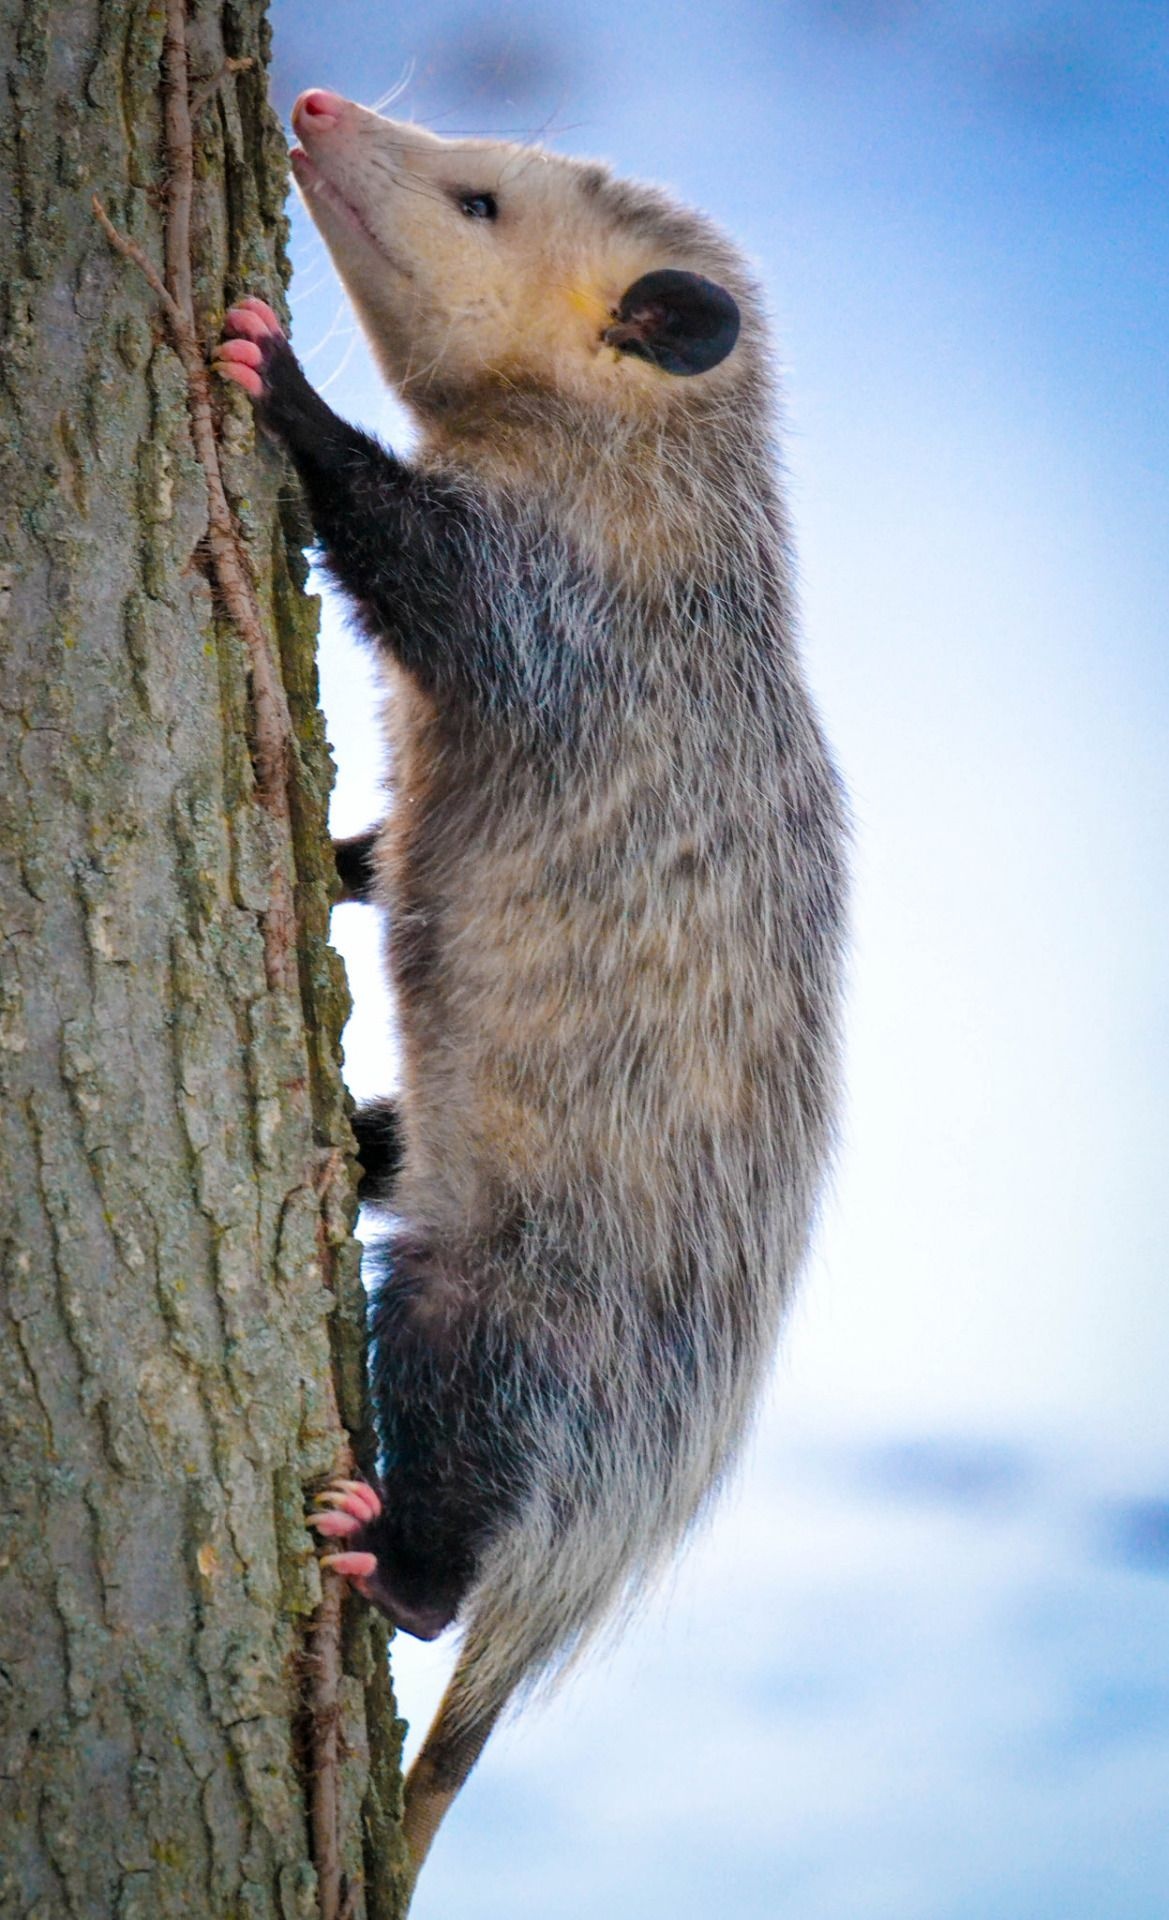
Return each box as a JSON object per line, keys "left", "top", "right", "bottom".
{"left": 457, "top": 191, "right": 498, "bottom": 221}
{"left": 603, "top": 269, "right": 740, "bottom": 376}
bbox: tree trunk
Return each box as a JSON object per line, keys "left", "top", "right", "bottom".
{"left": 0, "top": 4, "right": 408, "bottom": 1915}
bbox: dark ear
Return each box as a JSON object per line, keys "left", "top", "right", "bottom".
{"left": 603, "top": 269, "right": 740, "bottom": 376}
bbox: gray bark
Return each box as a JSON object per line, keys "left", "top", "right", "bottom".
{"left": 0, "top": 4, "right": 408, "bottom": 1915}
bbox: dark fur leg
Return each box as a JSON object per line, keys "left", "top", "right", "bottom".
{"left": 351, "top": 1097, "right": 403, "bottom": 1207}
{"left": 218, "top": 307, "right": 482, "bottom": 687}
{"left": 216, "top": 303, "right": 564, "bottom": 716}
{"left": 316, "top": 1236, "right": 535, "bottom": 1639}
{"left": 333, "top": 827, "right": 381, "bottom": 903}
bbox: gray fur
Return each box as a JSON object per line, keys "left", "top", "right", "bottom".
{"left": 283, "top": 97, "right": 849, "bottom": 1874}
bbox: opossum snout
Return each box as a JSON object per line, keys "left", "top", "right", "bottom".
{"left": 292, "top": 88, "right": 347, "bottom": 134}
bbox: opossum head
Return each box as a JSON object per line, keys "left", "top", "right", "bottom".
{"left": 289, "top": 93, "right": 763, "bottom": 445}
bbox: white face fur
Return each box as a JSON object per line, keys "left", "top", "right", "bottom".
{"left": 288, "top": 92, "right": 750, "bottom": 427}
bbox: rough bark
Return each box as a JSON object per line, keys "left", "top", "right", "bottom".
{"left": 0, "top": 4, "right": 409, "bottom": 1915}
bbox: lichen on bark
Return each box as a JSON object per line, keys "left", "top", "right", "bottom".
{"left": 0, "top": 3, "right": 409, "bottom": 1914}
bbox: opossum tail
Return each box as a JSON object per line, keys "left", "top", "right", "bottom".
{"left": 401, "top": 1642, "right": 510, "bottom": 1883}
{"left": 400, "top": 1543, "right": 599, "bottom": 1885}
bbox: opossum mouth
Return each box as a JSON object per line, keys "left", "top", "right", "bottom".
{"left": 290, "top": 147, "right": 413, "bottom": 278}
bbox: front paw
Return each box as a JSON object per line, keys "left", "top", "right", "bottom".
{"left": 213, "top": 296, "right": 289, "bottom": 401}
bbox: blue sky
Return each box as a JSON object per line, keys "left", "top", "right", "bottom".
{"left": 270, "top": 4, "right": 1169, "bottom": 1912}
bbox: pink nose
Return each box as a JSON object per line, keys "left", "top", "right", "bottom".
{"left": 292, "top": 89, "right": 346, "bottom": 130}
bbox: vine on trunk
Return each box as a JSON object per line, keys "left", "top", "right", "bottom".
{"left": 93, "top": 4, "right": 359, "bottom": 1913}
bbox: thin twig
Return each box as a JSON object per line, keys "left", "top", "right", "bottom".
{"left": 309, "top": 1566, "right": 347, "bottom": 1920}
{"left": 91, "top": 196, "right": 186, "bottom": 334}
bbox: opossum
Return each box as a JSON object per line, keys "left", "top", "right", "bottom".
{"left": 215, "top": 90, "right": 848, "bottom": 1890}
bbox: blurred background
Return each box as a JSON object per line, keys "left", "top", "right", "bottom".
{"left": 270, "top": 4, "right": 1168, "bottom": 1914}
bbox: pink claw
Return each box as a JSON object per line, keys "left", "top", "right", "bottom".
{"left": 213, "top": 355, "right": 263, "bottom": 397}
{"left": 315, "top": 1489, "right": 377, "bottom": 1526}
{"left": 222, "top": 308, "right": 269, "bottom": 344}
{"left": 217, "top": 338, "right": 262, "bottom": 367}
{"left": 226, "top": 296, "right": 284, "bottom": 340}
{"left": 321, "top": 1551, "right": 379, "bottom": 1596}
{"left": 322, "top": 1550, "right": 378, "bottom": 1577}
{"left": 329, "top": 1478, "right": 382, "bottom": 1523}
{"left": 238, "top": 295, "right": 282, "bottom": 325}
{"left": 307, "top": 1509, "right": 364, "bottom": 1537}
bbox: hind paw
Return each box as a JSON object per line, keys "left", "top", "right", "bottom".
{"left": 309, "top": 1476, "right": 383, "bottom": 1598}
